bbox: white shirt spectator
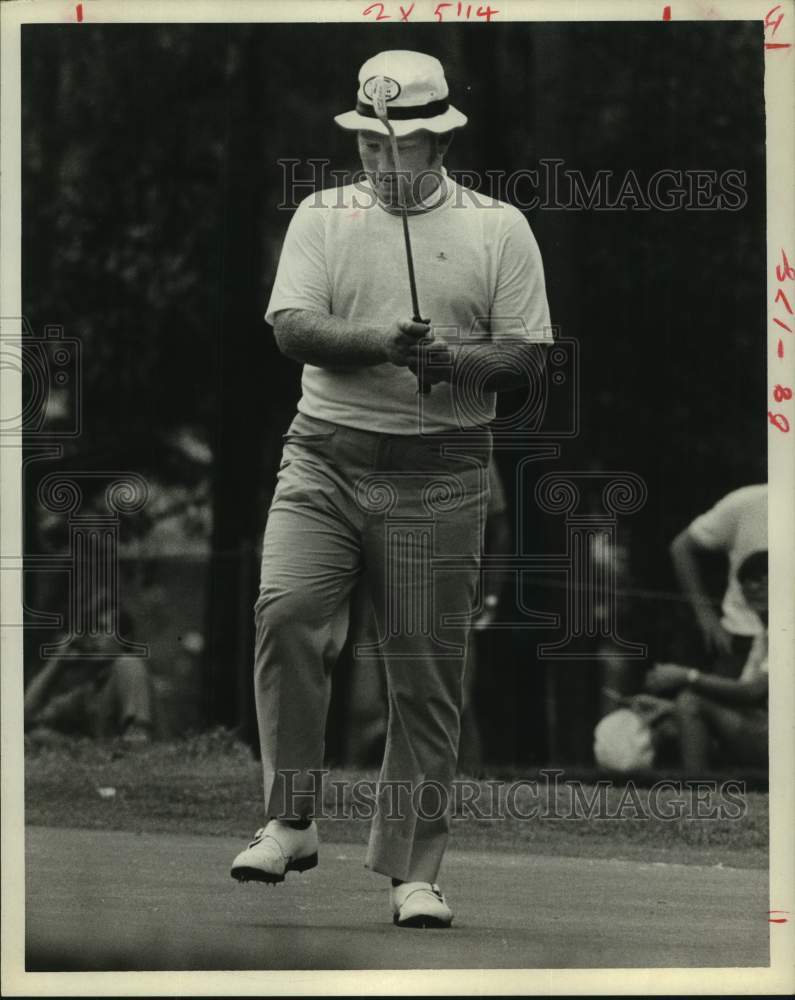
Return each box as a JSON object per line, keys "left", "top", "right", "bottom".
{"left": 687, "top": 484, "right": 767, "bottom": 637}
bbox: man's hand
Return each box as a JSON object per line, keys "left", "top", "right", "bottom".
{"left": 383, "top": 320, "right": 433, "bottom": 367}
{"left": 630, "top": 692, "right": 675, "bottom": 723}
{"left": 408, "top": 341, "right": 455, "bottom": 385}
{"left": 645, "top": 663, "right": 690, "bottom": 695}
{"left": 697, "top": 612, "right": 734, "bottom": 658}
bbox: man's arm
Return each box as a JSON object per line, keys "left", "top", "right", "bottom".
{"left": 691, "top": 669, "right": 768, "bottom": 705}
{"left": 457, "top": 339, "right": 549, "bottom": 392}
{"left": 646, "top": 662, "right": 767, "bottom": 705}
{"left": 410, "top": 339, "right": 549, "bottom": 393}
{"left": 273, "top": 308, "right": 431, "bottom": 370}
{"left": 670, "top": 528, "right": 733, "bottom": 656}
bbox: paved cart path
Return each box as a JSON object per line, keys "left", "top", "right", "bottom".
{"left": 25, "top": 826, "right": 768, "bottom": 970}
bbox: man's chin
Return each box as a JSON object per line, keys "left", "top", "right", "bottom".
{"left": 375, "top": 189, "right": 431, "bottom": 211}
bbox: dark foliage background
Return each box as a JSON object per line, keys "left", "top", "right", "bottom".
{"left": 21, "top": 21, "right": 766, "bottom": 763}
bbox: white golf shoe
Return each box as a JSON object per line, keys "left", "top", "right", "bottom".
{"left": 390, "top": 881, "right": 453, "bottom": 928}
{"left": 230, "top": 819, "right": 318, "bottom": 884}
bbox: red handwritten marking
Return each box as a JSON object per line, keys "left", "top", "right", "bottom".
{"left": 434, "top": 1, "right": 497, "bottom": 19}
{"left": 399, "top": 3, "right": 414, "bottom": 20}
{"left": 771, "top": 248, "right": 792, "bottom": 427}
{"left": 775, "top": 288, "right": 793, "bottom": 313}
{"left": 663, "top": 6, "right": 672, "bottom": 20}
{"left": 765, "top": 4, "right": 784, "bottom": 33}
{"left": 776, "top": 250, "right": 795, "bottom": 282}
{"left": 362, "top": 2, "right": 390, "bottom": 19}
{"left": 76, "top": 3, "right": 83, "bottom": 21}
{"left": 768, "top": 910, "right": 789, "bottom": 923}
{"left": 764, "top": 5, "right": 792, "bottom": 47}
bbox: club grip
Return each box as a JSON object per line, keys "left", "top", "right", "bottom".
{"left": 414, "top": 315, "right": 432, "bottom": 395}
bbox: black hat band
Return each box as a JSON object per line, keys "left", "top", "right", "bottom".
{"left": 356, "top": 97, "right": 450, "bottom": 120}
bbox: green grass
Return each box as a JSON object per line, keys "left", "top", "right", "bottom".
{"left": 24, "top": 729, "right": 768, "bottom": 869}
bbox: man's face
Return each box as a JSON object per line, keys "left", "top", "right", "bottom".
{"left": 357, "top": 130, "right": 443, "bottom": 209}
{"left": 741, "top": 573, "right": 768, "bottom": 617}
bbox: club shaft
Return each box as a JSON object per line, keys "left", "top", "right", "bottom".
{"left": 376, "top": 102, "right": 430, "bottom": 394}
{"left": 386, "top": 131, "right": 422, "bottom": 321}
{"left": 398, "top": 207, "right": 422, "bottom": 321}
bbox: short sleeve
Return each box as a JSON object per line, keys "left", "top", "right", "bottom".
{"left": 265, "top": 198, "right": 330, "bottom": 325}
{"left": 688, "top": 489, "right": 743, "bottom": 552}
{"left": 490, "top": 215, "right": 553, "bottom": 342}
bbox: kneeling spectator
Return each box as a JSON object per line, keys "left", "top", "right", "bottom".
{"left": 644, "top": 550, "right": 768, "bottom": 771}
{"left": 25, "top": 607, "right": 155, "bottom": 743}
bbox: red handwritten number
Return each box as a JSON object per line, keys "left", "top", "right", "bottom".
{"left": 775, "top": 288, "right": 793, "bottom": 313}
{"left": 399, "top": 3, "right": 415, "bottom": 20}
{"left": 776, "top": 250, "right": 795, "bottom": 283}
{"left": 362, "top": 2, "right": 390, "bottom": 19}
{"left": 773, "top": 385, "right": 793, "bottom": 402}
{"left": 768, "top": 411, "right": 791, "bottom": 432}
{"left": 778, "top": 340, "right": 784, "bottom": 358}
{"left": 434, "top": 2, "right": 452, "bottom": 20}
{"left": 477, "top": 4, "right": 498, "bottom": 19}
{"left": 765, "top": 4, "right": 784, "bottom": 33}
{"left": 76, "top": 2, "right": 83, "bottom": 20}
{"left": 663, "top": 5, "right": 672, "bottom": 19}
{"left": 764, "top": 4, "right": 791, "bottom": 45}
{"left": 774, "top": 317, "right": 793, "bottom": 332}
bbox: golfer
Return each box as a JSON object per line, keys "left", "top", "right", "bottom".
{"left": 231, "top": 50, "right": 552, "bottom": 928}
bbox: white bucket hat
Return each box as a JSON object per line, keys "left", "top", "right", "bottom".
{"left": 334, "top": 50, "right": 468, "bottom": 137}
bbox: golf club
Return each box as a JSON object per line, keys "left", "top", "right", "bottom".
{"left": 371, "top": 76, "right": 432, "bottom": 395}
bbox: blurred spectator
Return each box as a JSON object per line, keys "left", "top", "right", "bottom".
{"left": 24, "top": 605, "right": 156, "bottom": 744}
{"left": 595, "top": 524, "right": 652, "bottom": 717}
{"left": 344, "top": 456, "right": 510, "bottom": 774}
{"left": 645, "top": 550, "right": 768, "bottom": 771}
{"left": 563, "top": 469, "right": 651, "bottom": 719}
{"left": 670, "top": 483, "right": 767, "bottom": 678}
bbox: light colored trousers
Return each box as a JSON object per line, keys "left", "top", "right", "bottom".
{"left": 254, "top": 412, "right": 491, "bottom": 882}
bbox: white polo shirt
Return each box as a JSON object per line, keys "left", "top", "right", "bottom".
{"left": 265, "top": 177, "right": 552, "bottom": 434}
{"left": 687, "top": 483, "right": 768, "bottom": 636}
